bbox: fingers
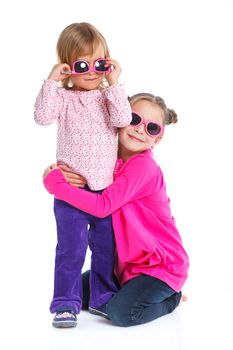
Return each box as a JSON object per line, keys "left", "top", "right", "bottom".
{"left": 58, "top": 165, "right": 86, "bottom": 180}
{"left": 59, "top": 167, "right": 87, "bottom": 187}
{"left": 104, "top": 57, "right": 121, "bottom": 85}
{"left": 71, "top": 181, "right": 86, "bottom": 188}
{"left": 61, "top": 172, "right": 86, "bottom": 188}
{"left": 71, "top": 183, "right": 85, "bottom": 188}
{"left": 58, "top": 166, "right": 86, "bottom": 180}
{"left": 43, "top": 161, "right": 86, "bottom": 188}
{"left": 58, "top": 164, "right": 73, "bottom": 172}
{"left": 48, "top": 63, "right": 72, "bottom": 81}
{"left": 105, "top": 57, "right": 121, "bottom": 71}
{"left": 56, "top": 163, "right": 87, "bottom": 187}
{"left": 64, "top": 172, "right": 86, "bottom": 182}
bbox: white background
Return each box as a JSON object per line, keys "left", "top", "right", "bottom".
{"left": 0, "top": 0, "right": 233, "bottom": 349}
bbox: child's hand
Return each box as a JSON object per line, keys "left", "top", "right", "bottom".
{"left": 43, "top": 164, "right": 59, "bottom": 179}
{"left": 58, "top": 164, "right": 87, "bottom": 188}
{"left": 48, "top": 63, "right": 72, "bottom": 81}
{"left": 105, "top": 58, "right": 122, "bottom": 86}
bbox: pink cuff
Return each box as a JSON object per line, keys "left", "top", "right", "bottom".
{"left": 43, "top": 168, "right": 65, "bottom": 194}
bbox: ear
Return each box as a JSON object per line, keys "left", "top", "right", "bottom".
{"left": 151, "top": 136, "right": 163, "bottom": 149}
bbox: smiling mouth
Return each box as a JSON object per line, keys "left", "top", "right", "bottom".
{"left": 84, "top": 77, "right": 99, "bottom": 81}
{"left": 128, "top": 134, "right": 144, "bottom": 142}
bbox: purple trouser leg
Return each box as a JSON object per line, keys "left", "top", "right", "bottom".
{"left": 88, "top": 216, "right": 120, "bottom": 308}
{"left": 50, "top": 198, "right": 119, "bottom": 314}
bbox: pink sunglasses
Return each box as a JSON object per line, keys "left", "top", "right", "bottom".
{"left": 130, "top": 112, "right": 164, "bottom": 137}
{"left": 62, "top": 57, "right": 111, "bottom": 75}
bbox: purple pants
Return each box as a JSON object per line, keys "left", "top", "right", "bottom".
{"left": 50, "top": 197, "right": 119, "bottom": 314}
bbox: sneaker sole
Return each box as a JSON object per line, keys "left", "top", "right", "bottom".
{"left": 53, "top": 320, "right": 77, "bottom": 328}
{"left": 89, "top": 307, "right": 109, "bottom": 320}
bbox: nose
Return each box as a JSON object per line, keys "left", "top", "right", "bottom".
{"left": 135, "top": 123, "right": 145, "bottom": 134}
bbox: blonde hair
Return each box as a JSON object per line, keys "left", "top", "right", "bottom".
{"left": 56, "top": 22, "right": 110, "bottom": 89}
{"left": 129, "top": 93, "right": 178, "bottom": 125}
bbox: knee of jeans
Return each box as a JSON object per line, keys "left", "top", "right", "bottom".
{"left": 106, "top": 301, "right": 137, "bottom": 327}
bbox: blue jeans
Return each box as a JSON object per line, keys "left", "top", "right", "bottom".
{"left": 82, "top": 270, "right": 181, "bottom": 327}
{"left": 50, "top": 197, "right": 119, "bottom": 314}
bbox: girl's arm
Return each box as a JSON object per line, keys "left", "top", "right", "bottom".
{"left": 43, "top": 155, "right": 159, "bottom": 218}
{"left": 34, "top": 64, "right": 71, "bottom": 125}
{"left": 34, "top": 80, "right": 64, "bottom": 125}
{"left": 102, "top": 58, "right": 131, "bottom": 127}
{"left": 103, "top": 83, "right": 132, "bottom": 127}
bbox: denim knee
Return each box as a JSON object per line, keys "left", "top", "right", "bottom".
{"left": 106, "top": 300, "right": 137, "bottom": 327}
{"left": 106, "top": 291, "right": 182, "bottom": 327}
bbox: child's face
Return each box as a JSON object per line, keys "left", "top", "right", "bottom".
{"left": 71, "top": 44, "right": 106, "bottom": 91}
{"left": 118, "top": 100, "right": 164, "bottom": 161}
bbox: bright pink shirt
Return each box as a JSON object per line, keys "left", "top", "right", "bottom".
{"left": 34, "top": 79, "right": 131, "bottom": 190}
{"left": 44, "top": 149, "right": 189, "bottom": 291}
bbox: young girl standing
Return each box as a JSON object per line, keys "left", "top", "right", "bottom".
{"left": 34, "top": 22, "right": 131, "bottom": 328}
{"left": 43, "top": 93, "right": 189, "bottom": 327}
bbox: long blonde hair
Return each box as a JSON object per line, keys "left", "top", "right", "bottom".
{"left": 56, "top": 22, "right": 110, "bottom": 89}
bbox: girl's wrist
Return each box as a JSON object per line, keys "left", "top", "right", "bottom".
{"left": 107, "top": 79, "right": 119, "bottom": 86}
{"left": 47, "top": 75, "right": 60, "bottom": 82}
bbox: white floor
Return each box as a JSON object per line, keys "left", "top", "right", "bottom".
{"left": 3, "top": 286, "right": 232, "bottom": 350}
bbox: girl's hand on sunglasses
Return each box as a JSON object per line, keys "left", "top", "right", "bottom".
{"left": 48, "top": 63, "right": 72, "bottom": 81}
{"left": 104, "top": 58, "right": 122, "bottom": 86}
{"left": 58, "top": 164, "right": 87, "bottom": 188}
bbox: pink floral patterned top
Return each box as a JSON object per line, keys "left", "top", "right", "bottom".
{"left": 34, "top": 80, "right": 132, "bottom": 190}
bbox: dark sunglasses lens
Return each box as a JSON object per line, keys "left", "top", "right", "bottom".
{"left": 130, "top": 113, "right": 141, "bottom": 125}
{"left": 74, "top": 61, "right": 89, "bottom": 73}
{"left": 95, "top": 59, "right": 109, "bottom": 72}
{"left": 147, "top": 122, "right": 161, "bottom": 136}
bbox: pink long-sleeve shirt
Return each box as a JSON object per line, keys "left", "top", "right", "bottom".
{"left": 34, "top": 79, "right": 131, "bottom": 190}
{"left": 44, "top": 149, "right": 189, "bottom": 291}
